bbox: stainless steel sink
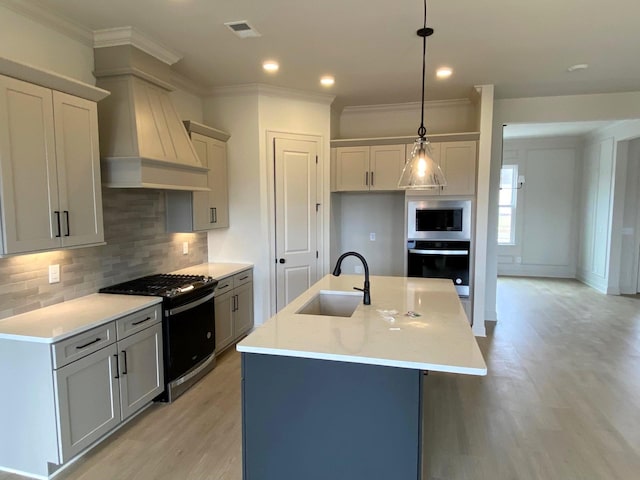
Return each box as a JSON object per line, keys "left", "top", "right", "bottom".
{"left": 296, "top": 290, "right": 362, "bottom": 317}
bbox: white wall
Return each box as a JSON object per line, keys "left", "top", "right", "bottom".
{"left": 489, "top": 92, "right": 640, "bottom": 321}
{"left": 204, "top": 87, "right": 332, "bottom": 325}
{"left": 170, "top": 89, "right": 204, "bottom": 123}
{"left": 577, "top": 120, "right": 640, "bottom": 294}
{"left": 498, "top": 136, "right": 582, "bottom": 278}
{"left": 332, "top": 192, "right": 405, "bottom": 276}
{"left": 0, "top": 3, "right": 94, "bottom": 83}
{"left": 339, "top": 100, "right": 477, "bottom": 138}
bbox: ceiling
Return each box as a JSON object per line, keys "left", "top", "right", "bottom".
{"left": 28, "top": 0, "right": 640, "bottom": 107}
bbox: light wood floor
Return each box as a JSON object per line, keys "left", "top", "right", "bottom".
{"left": 2, "top": 277, "right": 640, "bottom": 479}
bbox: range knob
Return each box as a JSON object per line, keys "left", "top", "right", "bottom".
{"left": 455, "top": 278, "right": 462, "bottom": 285}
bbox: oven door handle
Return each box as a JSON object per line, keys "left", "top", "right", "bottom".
{"left": 409, "top": 249, "right": 469, "bottom": 255}
{"left": 167, "top": 291, "right": 215, "bottom": 316}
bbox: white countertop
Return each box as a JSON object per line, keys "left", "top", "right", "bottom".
{"left": 0, "top": 294, "right": 161, "bottom": 344}
{"left": 237, "top": 275, "right": 487, "bottom": 375}
{"left": 171, "top": 262, "right": 253, "bottom": 279}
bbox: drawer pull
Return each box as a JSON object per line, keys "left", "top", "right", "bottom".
{"left": 122, "top": 350, "right": 128, "bottom": 375}
{"left": 114, "top": 354, "right": 120, "bottom": 379}
{"left": 76, "top": 337, "right": 101, "bottom": 349}
{"left": 239, "top": 275, "right": 249, "bottom": 281}
{"left": 131, "top": 316, "right": 152, "bottom": 326}
{"left": 218, "top": 284, "right": 230, "bottom": 290}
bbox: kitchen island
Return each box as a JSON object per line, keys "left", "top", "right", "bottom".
{"left": 237, "top": 274, "right": 486, "bottom": 480}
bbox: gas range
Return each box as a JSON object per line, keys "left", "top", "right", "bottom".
{"left": 100, "top": 273, "right": 218, "bottom": 402}
{"left": 99, "top": 273, "right": 217, "bottom": 300}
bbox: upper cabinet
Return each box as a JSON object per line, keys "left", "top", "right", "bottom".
{"left": 0, "top": 67, "right": 108, "bottom": 256}
{"left": 333, "top": 144, "right": 405, "bottom": 192}
{"left": 404, "top": 140, "right": 477, "bottom": 196}
{"left": 166, "top": 121, "right": 231, "bottom": 232}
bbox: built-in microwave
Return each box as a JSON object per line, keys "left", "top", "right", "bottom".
{"left": 407, "top": 199, "right": 471, "bottom": 240}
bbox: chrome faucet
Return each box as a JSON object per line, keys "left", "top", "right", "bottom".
{"left": 332, "top": 252, "right": 371, "bottom": 305}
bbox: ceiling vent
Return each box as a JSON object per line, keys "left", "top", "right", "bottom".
{"left": 224, "top": 21, "right": 261, "bottom": 38}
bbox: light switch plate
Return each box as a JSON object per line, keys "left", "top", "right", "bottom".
{"left": 49, "top": 264, "right": 60, "bottom": 284}
{"left": 182, "top": 241, "right": 189, "bottom": 255}
{"left": 369, "top": 232, "right": 376, "bottom": 241}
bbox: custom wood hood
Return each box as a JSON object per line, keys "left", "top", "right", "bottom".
{"left": 94, "top": 45, "right": 208, "bottom": 191}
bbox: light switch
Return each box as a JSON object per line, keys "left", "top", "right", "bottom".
{"left": 369, "top": 232, "right": 376, "bottom": 241}
{"left": 182, "top": 241, "right": 189, "bottom": 255}
{"left": 49, "top": 264, "right": 60, "bottom": 284}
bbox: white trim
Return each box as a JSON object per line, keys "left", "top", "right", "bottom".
{"left": 341, "top": 99, "right": 471, "bottom": 114}
{"left": 170, "top": 72, "right": 209, "bottom": 97}
{"left": 93, "top": 27, "right": 183, "bottom": 66}
{"left": 210, "top": 84, "right": 335, "bottom": 105}
{"left": 0, "top": 0, "right": 93, "bottom": 46}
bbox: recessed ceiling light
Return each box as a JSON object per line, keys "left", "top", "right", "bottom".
{"left": 320, "top": 76, "right": 335, "bottom": 87}
{"left": 436, "top": 67, "right": 453, "bottom": 79}
{"left": 263, "top": 60, "right": 279, "bottom": 73}
{"left": 567, "top": 63, "right": 589, "bottom": 72}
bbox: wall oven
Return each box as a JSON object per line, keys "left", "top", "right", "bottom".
{"left": 100, "top": 274, "right": 218, "bottom": 402}
{"left": 407, "top": 199, "right": 471, "bottom": 241}
{"left": 407, "top": 240, "right": 470, "bottom": 296}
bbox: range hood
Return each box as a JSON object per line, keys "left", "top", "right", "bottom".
{"left": 94, "top": 45, "right": 208, "bottom": 191}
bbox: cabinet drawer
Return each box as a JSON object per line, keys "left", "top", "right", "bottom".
{"left": 116, "top": 304, "right": 162, "bottom": 340}
{"left": 233, "top": 270, "right": 253, "bottom": 288}
{"left": 52, "top": 322, "right": 116, "bottom": 369}
{"left": 215, "top": 276, "right": 234, "bottom": 296}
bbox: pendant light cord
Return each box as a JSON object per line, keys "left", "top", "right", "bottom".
{"left": 418, "top": 0, "right": 428, "bottom": 139}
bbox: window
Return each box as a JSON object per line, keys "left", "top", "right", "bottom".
{"left": 498, "top": 165, "right": 518, "bottom": 245}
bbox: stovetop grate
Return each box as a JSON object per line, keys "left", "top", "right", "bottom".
{"left": 99, "top": 274, "right": 216, "bottom": 297}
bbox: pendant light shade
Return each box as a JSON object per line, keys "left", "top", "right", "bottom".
{"left": 398, "top": 137, "right": 446, "bottom": 189}
{"left": 398, "top": 0, "right": 446, "bottom": 189}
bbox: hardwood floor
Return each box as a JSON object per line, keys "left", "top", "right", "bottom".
{"left": 2, "top": 277, "right": 639, "bottom": 479}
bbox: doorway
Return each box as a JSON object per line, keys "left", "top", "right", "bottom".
{"left": 269, "top": 133, "right": 322, "bottom": 312}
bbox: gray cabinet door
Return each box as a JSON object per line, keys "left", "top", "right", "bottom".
{"left": 118, "top": 323, "right": 164, "bottom": 420}
{"left": 214, "top": 290, "right": 234, "bottom": 352}
{"left": 54, "top": 344, "right": 121, "bottom": 462}
{"left": 234, "top": 282, "right": 254, "bottom": 337}
{"left": 53, "top": 91, "right": 104, "bottom": 248}
{"left": 0, "top": 74, "right": 60, "bottom": 254}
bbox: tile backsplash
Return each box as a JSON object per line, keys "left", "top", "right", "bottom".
{"left": 0, "top": 188, "right": 207, "bottom": 320}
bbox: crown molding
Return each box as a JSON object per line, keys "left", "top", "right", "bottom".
{"left": 93, "top": 27, "right": 183, "bottom": 66}
{"left": 170, "top": 71, "right": 209, "bottom": 97}
{"left": 342, "top": 98, "right": 472, "bottom": 115}
{"left": 0, "top": 0, "right": 93, "bottom": 45}
{"left": 209, "top": 83, "right": 335, "bottom": 105}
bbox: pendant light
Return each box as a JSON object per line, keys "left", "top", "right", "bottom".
{"left": 398, "top": 0, "right": 446, "bottom": 189}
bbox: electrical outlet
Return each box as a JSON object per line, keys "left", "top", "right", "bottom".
{"left": 515, "top": 256, "right": 522, "bottom": 264}
{"left": 48, "top": 264, "right": 60, "bottom": 284}
{"left": 182, "top": 241, "right": 189, "bottom": 255}
{"left": 354, "top": 266, "right": 364, "bottom": 274}
{"left": 369, "top": 232, "right": 376, "bottom": 241}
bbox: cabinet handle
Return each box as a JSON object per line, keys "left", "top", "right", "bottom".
{"left": 63, "top": 210, "right": 70, "bottom": 236}
{"left": 217, "top": 283, "right": 230, "bottom": 291}
{"left": 54, "top": 211, "right": 61, "bottom": 238}
{"left": 114, "top": 354, "right": 120, "bottom": 379}
{"left": 239, "top": 275, "right": 249, "bottom": 281}
{"left": 131, "top": 316, "right": 152, "bottom": 326}
{"left": 365, "top": 171, "right": 369, "bottom": 186}
{"left": 233, "top": 294, "right": 238, "bottom": 312}
{"left": 121, "top": 350, "right": 128, "bottom": 375}
{"left": 213, "top": 207, "right": 217, "bottom": 223}
{"left": 371, "top": 171, "right": 374, "bottom": 186}
{"left": 210, "top": 207, "right": 215, "bottom": 224}
{"left": 76, "top": 337, "right": 101, "bottom": 349}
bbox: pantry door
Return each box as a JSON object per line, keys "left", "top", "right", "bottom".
{"left": 274, "top": 136, "right": 320, "bottom": 311}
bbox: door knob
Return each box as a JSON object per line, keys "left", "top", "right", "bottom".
{"left": 279, "top": 258, "right": 286, "bottom": 264}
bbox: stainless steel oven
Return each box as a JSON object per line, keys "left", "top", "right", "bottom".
{"left": 100, "top": 274, "right": 218, "bottom": 402}
{"left": 407, "top": 240, "right": 470, "bottom": 296}
{"left": 407, "top": 199, "right": 471, "bottom": 241}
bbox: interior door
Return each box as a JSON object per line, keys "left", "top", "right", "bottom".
{"left": 274, "top": 137, "right": 319, "bottom": 311}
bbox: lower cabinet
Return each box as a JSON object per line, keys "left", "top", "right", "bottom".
{"left": 54, "top": 314, "right": 163, "bottom": 462}
{"left": 214, "top": 269, "right": 254, "bottom": 353}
